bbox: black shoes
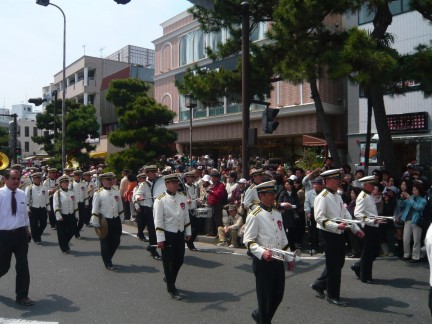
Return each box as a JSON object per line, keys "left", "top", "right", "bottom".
{"left": 361, "top": 279, "right": 375, "bottom": 284}
{"left": 152, "top": 253, "right": 162, "bottom": 260}
{"left": 106, "top": 266, "right": 118, "bottom": 272}
{"left": 410, "top": 259, "right": 420, "bottom": 263}
{"left": 170, "top": 291, "right": 183, "bottom": 300}
{"left": 351, "top": 264, "right": 360, "bottom": 278}
{"left": 16, "top": 297, "right": 34, "bottom": 306}
{"left": 251, "top": 310, "right": 260, "bottom": 323}
{"left": 326, "top": 297, "right": 348, "bottom": 307}
{"left": 310, "top": 284, "right": 325, "bottom": 299}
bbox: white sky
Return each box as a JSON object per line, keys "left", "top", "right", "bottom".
{"left": 0, "top": 0, "right": 191, "bottom": 109}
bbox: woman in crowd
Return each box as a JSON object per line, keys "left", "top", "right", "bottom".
{"left": 395, "top": 179, "right": 412, "bottom": 258}
{"left": 278, "top": 179, "right": 300, "bottom": 251}
{"left": 399, "top": 181, "right": 427, "bottom": 262}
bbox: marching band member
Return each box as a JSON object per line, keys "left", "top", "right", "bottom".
{"left": 91, "top": 173, "right": 124, "bottom": 271}
{"left": 351, "top": 175, "right": 381, "bottom": 283}
{"left": 25, "top": 172, "right": 50, "bottom": 245}
{"left": 44, "top": 168, "right": 59, "bottom": 230}
{"left": 243, "top": 180, "right": 292, "bottom": 324}
{"left": 133, "top": 165, "right": 162, "bottom": 260}
{"left": 53, "top": 175, "right": 78, "bottom": 254}
{"left": 243, "top": 169, "right": 264, "bottom": 213}
{"left": 83, "top": 171, "right": 96, "bottom": 226}
{"left": 184, "top": 171, "right": 201, "bottom": 251}
{"left": 71, "top": 170, "right": 88, "bottom": 239}
{"left": 154, "top": 173, "right": 191, "bottom": 300}
{"left": 311, "top": 169, "right": 364, "bottom": 307}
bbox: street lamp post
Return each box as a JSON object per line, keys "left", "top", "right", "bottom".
{"left": 36, "top": 0, "right": 67, "bottom": 169}
{"left": 185, "top": 93, "right": 197, "bottom": 170}
{"left": 187, "top": 0, "right": 251, "bottom": 178}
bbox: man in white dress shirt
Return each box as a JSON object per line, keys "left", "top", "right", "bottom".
{"left": 0, "top": 168, "right": 34, "bottom": 306}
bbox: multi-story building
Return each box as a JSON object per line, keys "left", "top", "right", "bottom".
{"left": 106, "top": 45, "right": 155, "bottom": 67}
{"left": 152, "top": 11, "right": 346, "bottom": 163}
{"left": 17, "top": 115, "right": 46, "bottom": 159}
{"left": 346, "top": 1, "right": 432, "bottom": 175}
{"left": 41, "top": 46, "right": 155, "bottom": 158}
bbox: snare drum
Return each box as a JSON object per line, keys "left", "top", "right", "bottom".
{"left": 193, "top": 207, "right": 213, "bottom": 218}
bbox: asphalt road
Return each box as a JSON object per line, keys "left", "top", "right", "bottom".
{"left": 0, "top": 224, "right": 430, "bottom": 324}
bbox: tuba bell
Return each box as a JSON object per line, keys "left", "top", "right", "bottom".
{"left": 0, "top": 152, "right": 10, "bottom": 170}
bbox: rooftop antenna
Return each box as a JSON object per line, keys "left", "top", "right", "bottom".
{"left": 82, "top": 44, "right": 86, "bottom": 56}
{"left": 99, "top": 47, "right": 105, "bottom": 58}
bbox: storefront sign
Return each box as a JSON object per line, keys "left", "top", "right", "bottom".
{"left": 387, "top": 112, "right": 428, "bottom": 133}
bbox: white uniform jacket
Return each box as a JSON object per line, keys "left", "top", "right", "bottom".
{"left": 354, "top": 191, "right": 379, "bottom": 227}
{"left": 314, "top": 188, "right": 361, "bottom": 234}
{"left": 25, "top": 184, "right": 50, "bottom": 212}
{"left": 91, "top": 188, "right": 123, "bottom": 220}
{"left": 243, "top": 205, "right": 288, "bottom": 260}
{"left": 53, "top": 189, "right": 78, "bottom": 220}
{"left": 153, "top": 191, "right": 191, "bottom": 243}
{"left": 185, "top": 183, "right": 199, "bottom": 210}
{"left": 43, "top": 178, "right": 59, "bottom": 197}
{"left": 70, "top": 181, "right": 88, "bottom": 206}
{"left": 243, "top": 184, "right": 259, "bottom": 209}
{"left": 133, "top": 181, "right": 153, "bottom": 210}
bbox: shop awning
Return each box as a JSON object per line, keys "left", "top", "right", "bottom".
{"left": 89, "top": 152, "right": 107, "bottom": 158}
{"left": 303, "top": 135, "right": 327, "bottom": 146}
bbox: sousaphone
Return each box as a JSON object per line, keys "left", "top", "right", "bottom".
{"left": 0, "top": 152, "right": 10, "bottom": 170}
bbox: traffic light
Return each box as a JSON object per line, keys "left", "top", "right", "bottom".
{"left": 28, "top": 98, "right": 46, "bottom": 106}
{"left": 262, "top": 107, "right": 279, "bottom": 134}
{"left": 36, "top": 0, "right": 50, "bottom": 6}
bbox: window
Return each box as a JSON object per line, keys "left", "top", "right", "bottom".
{"left": 33, "top": 127, "right": 38, "bottom": 137}
{"left": 209, "top": 30, "right": 223, "bottom": 51}
{"left": 179, "top": 34, "right": 193, "bottom": 66}
{"left": 358, "top": 1, "right": 412, "bottom": 25}
{"left": 193, "top": 29, "right": 206, "bottom": 61}
{"left": 24, "top": 126, "right": 29, "bottom": 137}
{"left": 24, "top": 142, "right": 29, "bottom": 153}
{"left": 250, "top": 22, "right": 267, "bottom": 42}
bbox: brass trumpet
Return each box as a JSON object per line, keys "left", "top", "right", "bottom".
{"left": 264, "top": 246, "right": 301, "bottom": 262}
{"left": 362, "top": 214, "right": 395, "bottom": 223}
{"left": 333, "top": 218, "right": 363, "bottom": 227}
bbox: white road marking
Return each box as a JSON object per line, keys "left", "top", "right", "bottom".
{"left": 0, "top": 319, "right": 58, "bottom": 324}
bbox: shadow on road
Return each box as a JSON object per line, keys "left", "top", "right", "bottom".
{"left": 184, "top": 255, "right": 223, "bottom": 269}
{"left": 344, "top": 296, "right": 413, "bottom": 318}
{"left": 374, "top": 277, "right": 429, "bottom": 289}
{"left": 19, "top": 294, "right": 80, "bottom": 318}
{"left": 116, "top": 264, "right": 160, "bottom": 274}
{"left": 181, "top": 288, "right": 242, "bottom": 306}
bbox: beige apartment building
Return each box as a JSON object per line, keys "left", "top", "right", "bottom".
{"left": 153, "top": 11, "right": 347, "bottom": 163}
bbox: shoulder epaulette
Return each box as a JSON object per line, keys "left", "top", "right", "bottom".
{"left": 362, "top": 192, "right": 368, "bottom": 198}
{"left": 157, "top": 192, "right": 166, "bottom": 200}
{"left": 179, "top": 192, "right": 186, "bottom": 196}
{"left": 249, "top": 184, "right": 256, "bottom": 189}
{"left": 321, "top": 189, "right": 329, "bottom": 197}
{"left": 251, "top": 206, "right": 262, "bottom": 216}
{"left": 96, "top": 188, "right": 103, "bottom": 193}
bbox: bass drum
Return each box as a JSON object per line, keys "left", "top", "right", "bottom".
{"left": 151, "top": 177, "right": 166, "bottom": 200}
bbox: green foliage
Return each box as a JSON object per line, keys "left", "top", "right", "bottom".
{"left": 295, "top": 148, "right": 326, "bottom": 171}
{"left": 33, "top": 99, "right": 99, "bottom": 169}
{"left": 0, "top": 127, "right": 10, "bottom": 156}
{"left": 106, "top": 79, "right": 177, "bottom": 173}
